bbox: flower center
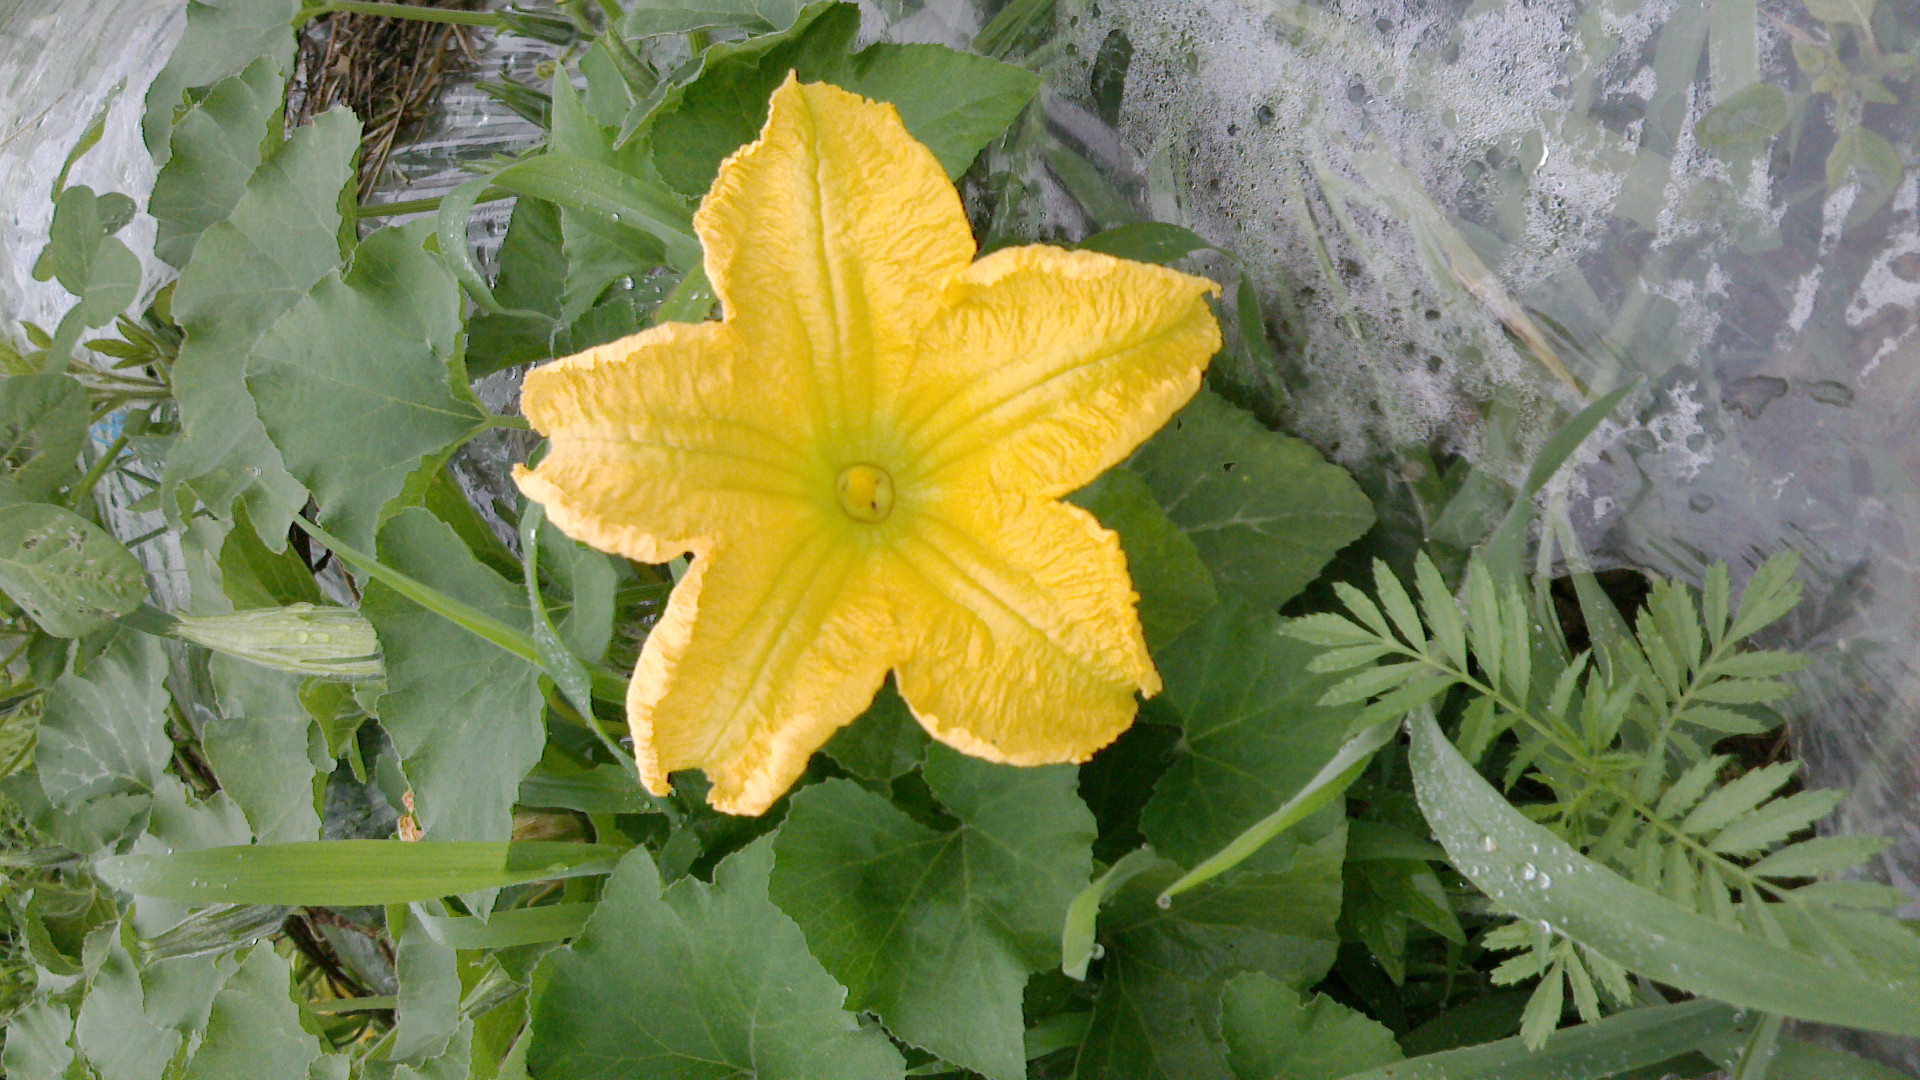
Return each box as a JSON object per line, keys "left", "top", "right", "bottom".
{"left": 835, "top": 464, "right": 894, "bottom": 523}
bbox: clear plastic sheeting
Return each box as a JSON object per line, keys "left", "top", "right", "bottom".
{"left": 0, "top": 0, "right": 177, "bottom": 366}
{"left": 1032, "top": 0, "right": 1919, "bottom": 1067}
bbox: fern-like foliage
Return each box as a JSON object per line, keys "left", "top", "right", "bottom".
{"left": 1289, "top": 552, "right": 1905, "bottom": 1045}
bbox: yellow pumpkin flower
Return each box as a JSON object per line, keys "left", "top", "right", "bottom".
{"left": 514, "top": 75, "right": 1221, "bottom": 815}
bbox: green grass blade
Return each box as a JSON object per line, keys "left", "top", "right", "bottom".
{"left": 1334, "top": 999, "right": 1737, "bottom": 1080}
{"left": 435, "top": 173, "right": 550, "bottom": 320}
{"left": 97, "top": 841, "right": 625, "bottom": 906}
{"left": 1481, "top": 379, "right": 1639, "bottom": 578}
{"left": 1060, "top": 846, "right": 1161, "bottom": 980}
{"left": 1156, "top": 717, "right": 1397, "bottom": 905}
{"left": 1406, "top": 711, "right": 1920, "bottom": 1036}
{"left": 491, "top": 154, "right": 699, "bottom": 270}
{"left": 414, "top": 902, "right": 594, "bottom": 949}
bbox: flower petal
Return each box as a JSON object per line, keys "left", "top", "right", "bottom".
{"left": 696, "top": 76, "right": 975, "bottom": 445}
{"left": 515, "top": 321, "right": 814, "bottom": 564}
{"left": 630, "top": 518, "right": 903, "bottom": 815}
{"left": 891, "top": 492, "right": 1155, "bottom": 764}
{"left": 896, "top": 246, "right": 1221, "bottom": 497}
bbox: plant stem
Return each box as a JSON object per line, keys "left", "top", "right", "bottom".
{"left": 65, "top": 432, "right": 128, "bottom": 507}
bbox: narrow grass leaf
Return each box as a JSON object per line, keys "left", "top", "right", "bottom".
{"left": 1480, "top": 379, "right": 1640, "bottom": 577}
{"left": 1333, "top": 999, "right": 1737, "bottom": 1080}
{"left": 415, "top": 903, "right": 594, "bottom": 949}
{"left": 96, "top": 841, "right": 625, "bottom": 905}
{"left": 1407, "top": 712, "right": 1920, "bottom": 1036}
{"left": 1062, "top": 847, "right": 1161, "bottom": 980}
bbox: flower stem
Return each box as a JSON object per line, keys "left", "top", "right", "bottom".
{"left": 65, "top": 431, "right": 128, "bottom": 507}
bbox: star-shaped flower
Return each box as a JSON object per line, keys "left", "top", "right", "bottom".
{"left": 515, "top": 75, "right": 1221, "bottom": 815}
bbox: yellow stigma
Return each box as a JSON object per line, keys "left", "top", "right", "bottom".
{"left": 835, "top": 464, "right": 894, "bottom": 523}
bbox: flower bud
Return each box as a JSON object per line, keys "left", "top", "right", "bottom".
{"left": 170, "top": 604, "right": 382, "bottom": 680}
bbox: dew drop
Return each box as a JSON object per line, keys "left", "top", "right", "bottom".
{"left": 1521, "top": 863, "right": 1538, "bottom": 882}
{"left": 1480, "top": 835, "right": 1497, "bottom": 853}
{"left": 1536, "top": 872, "right": 1552, "bottom": 889}
{"left": 295, "top": 631, "right": 311, "bottom": 643}
{"left": 1089, "top": 943, "right": 1106, "bottom": 960}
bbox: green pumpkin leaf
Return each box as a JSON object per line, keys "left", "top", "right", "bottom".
{"left": 641, "top": 3, "right": 863, "bottom": 197}
{"left": 641, "top": 3, "right": 1037, "bottom": 195}
{"left": 389, "top": 905, "right": 461, "bottom": 1064}
{"left": 1128, "top": 391, "right": 1373, "bottom": 610}
{"left": 1219, "top": 972, "right": 1402, "bottom": 1080}
{"left": 1072, "top": 467, "right": 1218, "bottom": 649}
{"left": 819, "top": 680, "right": 928, "bottom": 783}
{"left": 546, "top": 78, "right": 678, "bottom": 316}
{"left": 247, "top": 223, "right": 488, "bottom": 555}
{"left": 179, "top": 946, "right": 321, "bottom": 1080}
{"left": 34, "top": 185, "right": 143, "bottom": 368}
{"left": 361, "top": 508, "right": 546, "bottom": 845}
{"left": 0, "top": 504, "right": 146, "bottom": 637}
{"left": 528, "top": 840, "right": 906, "bottom": 1080}
{"left": 0, "top": 373, "right": 89, "bottom": 507}
{"left": 833, "top": 42, "right": 1041, "bottom": 178}
{"left": 203, "top": 655, "right": 322, "bottom": 843}
{"left": 1075, "top": 832, "right": 1344, "bottom": 1080}
{"left": 72, "top": 934, "right": 184, "bottom": 1080}
{"left": 150, "top": 55, "right": 284, "bottom": 269}
{"left": 167, "top": 109, "right": 359, "bottom": 542}
{"left": 770, "top": 745, "right": 1094, "bottom": 1080}
{"left": 1141, "top": 600, "right": 1362, "bottom": 869}
{"left": 141, "top": 0, "right": 297, "bottom": 157}
{"left": 1, "top": 1001, "right": 77, "bottom": 1080}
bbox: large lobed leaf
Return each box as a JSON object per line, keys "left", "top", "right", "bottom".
{"left": 0, "top": 503, "right": 147, "bottom": 637}
{"left": 1074, "top": 832, "right": 1345, "bottom": 1080}
{"left": 248, "top": 222, "right": 489, "bottom": 555}
{"left": 150, "top": 55, "right": 284, "bottom": 270}
{"left": 1128, "top": 390, "right": 1374, "bottom": 611}
{"left": 770, "top": 745, "right": 1094, "bottom": 1080}
{"left": 0, "top": 372, "right": 88, "bottom": 507}
{"left": 1219, "top": 972, "right": 1402, "bottom": 1080}
{"left": 529, "top": 839, "right": 905, "bottom": 1080}
{"left": 166, "top": 109, "right": 359, "bottom": 542}
{"left": 360, "top": 508, "right": 546, "bottom": 846}
{"left": 34, "top": 185, "right": 143, "bottom": 367}
{"left": 640, "top": 1, "right": 1040, "bottom": 195}
{"left": 1141, "top": 599, "right": 1362, "bottom": 869}
{"left": 35, "top": 628, "right": 169, "bottom": 809}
